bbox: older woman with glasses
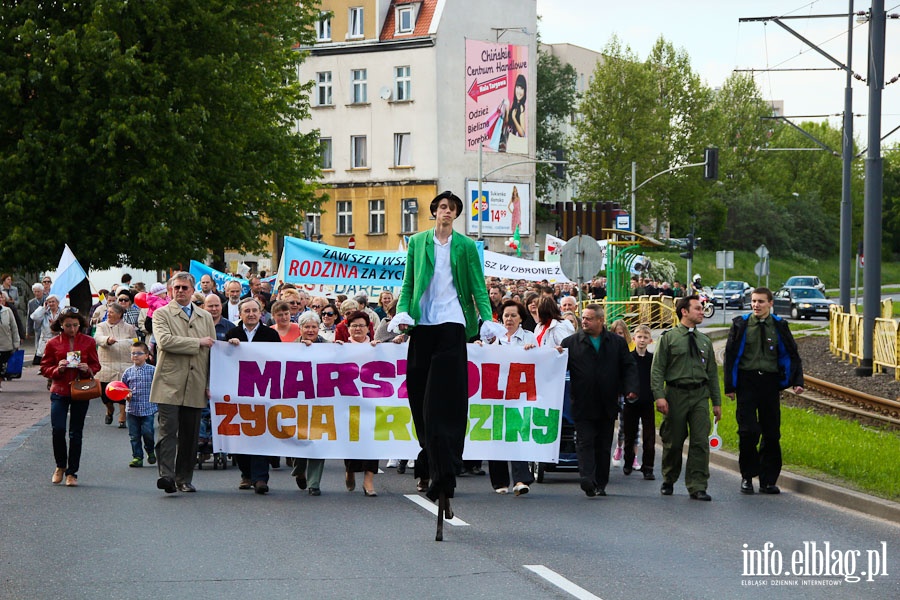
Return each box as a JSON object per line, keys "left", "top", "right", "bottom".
{"left": 278, "top": 288, "right": 303, "bottom": 323}
{"left": 308, "top": 296, "right": 329, "bottom": 314}
{"left": 31, "top": 294, "right": 62, "bottom": 360}
{"left": 40, "top": 309, "right": 101, "bottom": 486}
{"left": 95, "top": 303, "right": 137, "bottom": 427}
{"left": 338, "top": 310, "right": 379, "bottom": 496}
{"left": 290, "top": 311, "right": 328, "bottom": 495}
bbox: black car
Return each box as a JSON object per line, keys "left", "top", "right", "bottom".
{"left": 773, "top": 286, "right": 834, "bottom": 320}
{"left": 711, "top": 280, "right": 753, "bottom": 309}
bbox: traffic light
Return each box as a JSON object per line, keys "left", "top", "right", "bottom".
{"left": 554, "top": 148, "right": 566, "bottom": 179}
{"left": 680, "top": 233, "right": 694, "bottom": 260}
{"left": 704, "top": 147, "right": 718, "bottom": 180}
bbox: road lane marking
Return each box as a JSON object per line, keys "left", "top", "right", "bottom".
{"left": 403, "top": 494, "right": 470, "bottom": 526}
{"left": 524, "top": 565, "right": 602, "bottom": 600}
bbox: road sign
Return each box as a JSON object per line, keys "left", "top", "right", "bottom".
{"left": 754, "top": 261, "right": 769, "bottom": 277}
{"left": 615, "top": 214, "right": 631, "bottom": 231}
{"left": 348, "top": 236, "right": 356, "bottom": 249}
{"left": 715, "top": 251, "right": 734, "bottom": 270}
{"left": 755, "top": 244, "right": 769, "bottom": 260}
{"left": 560, "top": 234, "right": 604, "bottom": 284}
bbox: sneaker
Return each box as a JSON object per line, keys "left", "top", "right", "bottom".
{"left": 633, "top": 457, "right": 640, "bottom": 469}
{"left": 613, "top": 446, "right": 624, "bottom": 462}
{"left": 513, "top": 483, "right": 530, "bottom": 496}
{"left": 129, "top": 458, "right": 143, "bottom": 468}
{"left": 407, "top": 460, "right": 415, "bottom": 468}
{"left": 147, "top": 453, "right": 157, "bottom": 465}
{"left": 495, "top": 487, "right": 509, "bottom": 494}
{"left": 385, "top": 459, "right": 399, "bottom": 468}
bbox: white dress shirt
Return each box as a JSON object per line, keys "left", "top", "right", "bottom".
{"left": 418, "top": 233, "right": 465, "bottom": 327}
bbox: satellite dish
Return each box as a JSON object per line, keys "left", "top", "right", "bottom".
{"left": 379, "top": 86, "right": 392, "bottom": 100}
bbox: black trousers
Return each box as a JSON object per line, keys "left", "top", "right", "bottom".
{"left": 488, "top": 460, "right": 534, "bottom": 489}
{"left": 407, "top": 323, "right": 468, "bottom": 501}
{"left": 622, "top": 401, "right": 656, "bottom": 473}
{"left": 735, "top": 370, "right": 782, "bottom": 486}
{"left": 574, "top": 416, "right": 616, "bottom": 490}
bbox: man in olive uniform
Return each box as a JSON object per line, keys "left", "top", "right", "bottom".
{"left": 651, "top": 295, "right": 721, "bottom": 501}
{"left": 724, "top": 287, "right": 803, "bottom": 495}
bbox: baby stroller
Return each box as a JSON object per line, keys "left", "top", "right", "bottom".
{"left": 532, "top": 376, "right": 578, "bottom": 482}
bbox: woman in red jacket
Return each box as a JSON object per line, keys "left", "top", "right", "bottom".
{"left": 40, "top": 308, "right": 101, "bottom": 487}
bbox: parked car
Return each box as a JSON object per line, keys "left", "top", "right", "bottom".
{"left": 773, "top": 286, "right": 834, "bottom": 319}
{"left": 711, "top": 280, "right": 753, "bottom": 308}
{"left": 784, "top": 275, "right": 825, "bottom": 293}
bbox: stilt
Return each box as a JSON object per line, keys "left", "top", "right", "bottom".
{"left": 435, "top": 494, "right": 445, "bottom": 541}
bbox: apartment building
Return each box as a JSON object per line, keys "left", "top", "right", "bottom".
{"left": 299, "top": 0, "right": 537, "bottom": 253}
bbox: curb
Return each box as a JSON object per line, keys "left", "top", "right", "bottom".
{"left": 709, "top": 448, "right": 900, "bottom": 524}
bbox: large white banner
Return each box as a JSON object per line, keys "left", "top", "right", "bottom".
{"left": 483, "top": 250, "right": 571, "bottom": 283}
{"left": 209, "top": 342, "right": 568, "bottom": 462}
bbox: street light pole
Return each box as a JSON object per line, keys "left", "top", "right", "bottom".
{"left": 630, "top": 161, "right": 636, "bottom": 232}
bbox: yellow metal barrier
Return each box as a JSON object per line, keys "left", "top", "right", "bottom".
{"left": 828, "top": 301, "right": 900, "bottom": 380}
{"left": 579, "top": 296, "right": 679, "bottom": 330}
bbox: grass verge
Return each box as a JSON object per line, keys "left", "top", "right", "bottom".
{"left": 716, "top": 391, "right": 900, "bottom": 501}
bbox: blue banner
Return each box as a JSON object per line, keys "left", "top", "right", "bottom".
{"left": 281, "top": 236, "right": 408, "bottom": 286}
{"left": 189, "top": 261, "right": 277, "bottom": 296}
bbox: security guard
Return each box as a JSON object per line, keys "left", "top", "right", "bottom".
{"left": 724, "top": 287, "right": 803, "bottom": 495}
{"left": 651, "top": 295, "right": 721, "bottom": 501}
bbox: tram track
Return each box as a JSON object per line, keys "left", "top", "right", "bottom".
{"left": 785, "top": 375, "right": 900, "bottom": 427}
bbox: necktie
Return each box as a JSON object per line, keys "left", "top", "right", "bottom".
{"left": 687, "top": 330, "right": 700, "bottom": 357}
{"left": 183, "top": 305, "right": 191, "bottom": 319}
{"left": 759, "top": 319, "right": 767, "bottom": 353}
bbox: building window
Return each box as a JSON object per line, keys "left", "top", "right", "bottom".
{"left": 316, "top": 13, "right": 331, "bottom": 41}
{"left": 351, "top": 135, "right": 367, "bottom": 168}
{"left": 351, "top": 69, "right": 367, "bottom": 103}
{"left": 394, "top": 66, "right": 411, "bottom": 101}
{"left": 337, "top": 201, "right": 353, "bottom": 234}
{"left": 305, "top": 212, "right": 321, "bottom": 238}
{"left": 401, "top": 198, "right": 418, "bottom": 233}
{"left": 319, "top": 138, "right": 332, "bottom": 169}
{"left": 393, "top": 133, "right": 411, "bottom": 166}
{"left": 349, "top": 7, "right": 364, "bottom": 38}
{"left": 396, "top": 6, "right": 414, "bottom": 34}
{"left": 316, "top": 71, "right": 332, "bottom": 106}
{"left": 369, "top": 200, "right": 385, "bottom": 234}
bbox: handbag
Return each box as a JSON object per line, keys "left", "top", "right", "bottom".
{"left": 70, "top": 377, "right": 102, "bottom": 401}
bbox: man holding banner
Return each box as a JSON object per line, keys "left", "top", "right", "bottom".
{"left": 393, "top": 191, "right": 495, "bottom": 540}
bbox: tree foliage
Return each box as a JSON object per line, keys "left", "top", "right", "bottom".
{"left": 0, "top": 0, "right": 322, "bottom": 271}
{"left": 535, "top": 43, "right": 577, "bottom": 200}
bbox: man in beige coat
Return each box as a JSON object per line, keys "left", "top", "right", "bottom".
{"left": 149, "top": 272, "right": 215, "bottom": 493}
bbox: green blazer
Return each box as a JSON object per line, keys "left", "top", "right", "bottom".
{"left": 397, "top": 228, "right": 492, "bottom": 340}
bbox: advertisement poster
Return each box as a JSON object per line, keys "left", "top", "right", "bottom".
{"left": 466, "top": 180, "right": 531, "bottom": 236}
{"left": 465, "top": 40, "right": 529, "bottom": 154}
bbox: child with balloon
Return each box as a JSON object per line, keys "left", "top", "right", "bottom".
{"left": 117, "top": 341, "right": 158, "bottom": 467}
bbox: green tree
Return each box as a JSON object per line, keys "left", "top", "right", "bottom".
{"left": 0, "top": 0, "right": 322, "bottom": 271}
{"left": 571, "top": 36, "right": 710, "bottom": 237}
{"left": 535, "top": 43, "right": 577, "bottom": 201}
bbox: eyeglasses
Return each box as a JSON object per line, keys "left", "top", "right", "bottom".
{"left": 42, "top": 280, "right": 51, "bottom": 284}
{"left": 130, "top": 352, "right": 146, "bottom": 356}
{"left": 287, "top": 301, "right": 299, "bottom": 305}
{"left": 322, "top": 312, "right": 335, "bottom": 317}
{"left": 172, "top": 285, "right": 191, "bottom": 291}
{"left": 62, "top": 307, "right": 79, "bottom": 314}
{"left": 117, "top": 298, "right": 131, "bottom": 303}
{"left": 349, "top": 323, "right": 367, "bottom": 329}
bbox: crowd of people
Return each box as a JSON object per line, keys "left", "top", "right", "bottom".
{"left": 5, "top": 233, "right": 801, "bottom": 508}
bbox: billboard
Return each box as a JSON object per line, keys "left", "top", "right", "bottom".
{"left": 465, "top": 40, "right": 529, "bottom": 154}
{"left": 466, "top": 180, "right": 531, "bottom": 236}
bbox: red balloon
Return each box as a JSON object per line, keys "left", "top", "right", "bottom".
{"left": 106, "top": 380, "right": 130, "bottom": 402}
{"left": 133, "top": 291, "right": 149, "bottom": 309}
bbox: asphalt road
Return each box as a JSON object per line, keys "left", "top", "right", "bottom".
{"left": 1, "top": 398, "right": 898, "bottom": 600}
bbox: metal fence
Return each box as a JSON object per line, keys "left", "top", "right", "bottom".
{"left": 586, "top": 295, "right": 679, "bottom": 330}
{"left": 829, "top": 300, "right": 899, "bottom": 379}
